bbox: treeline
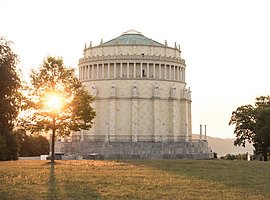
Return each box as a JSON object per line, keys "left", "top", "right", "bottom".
{"left": 0, "top": 130, "right": 49, "bottom": 160}
{"left": 220, "top": 153, "right": 250, "bottom": 160}
{"left": 15, "top": 130, "right": 49, "bottom": 157}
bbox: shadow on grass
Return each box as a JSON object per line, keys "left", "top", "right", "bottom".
{"left": 46, "top": 161, "right": 103, "bottom": 200}
{"left": 48, "top": 163, "right": 57, "bottom": 200}
{"left": 62, "top": 167, "right": 103, "bottom": 199}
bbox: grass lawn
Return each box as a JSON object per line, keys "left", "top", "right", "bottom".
{"left": 0, "top": 159, "right": 269, "bottom": 200}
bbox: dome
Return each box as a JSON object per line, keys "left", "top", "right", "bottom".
{"left": 100, "top": 29, "right": 165, "bottom": 47}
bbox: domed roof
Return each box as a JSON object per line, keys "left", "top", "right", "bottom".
{"left": 100, "top": 29, "right": 165, "bottom": 47}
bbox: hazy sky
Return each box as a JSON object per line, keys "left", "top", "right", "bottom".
{"left": 1, "top": 0, "right": 270, "bottom": 139}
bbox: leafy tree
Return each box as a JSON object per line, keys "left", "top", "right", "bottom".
{"left": 229, "top": 96, "right": 270, "bottom": 161}
{"left": 20, "top": 56, "right": 95, "bottom": 163}
{"left": 0, "top": 135, "right": 8, "bottom": 161}
{"left": 15, "top": 129, "right": 49, "bottom": 156}
{"left": 0, "top": 36, "right": 22, "bottom": 161}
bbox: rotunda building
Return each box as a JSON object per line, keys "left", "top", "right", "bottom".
{"left": 65, "top": 30, "right": 212, "bottom": 159}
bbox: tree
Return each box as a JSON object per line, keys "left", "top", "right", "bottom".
{"left": 14, "top": 129, "right": 49, "bottom": 157}
{"left": 0, "top": 36, "right": 22, "bottom": 161}
{"left": 229, "top": 96, "right": 270, "bottom": 161}
{"left": 20, "top": 56, "right": 95, "bottom": 163}
{"left": 0, "top": 135, "right": 8, "bottom": 161}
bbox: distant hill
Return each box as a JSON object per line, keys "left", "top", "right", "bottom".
{"left": 192, "top": 134, "right": 254, "bottom": 157}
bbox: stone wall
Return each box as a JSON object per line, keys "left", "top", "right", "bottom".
{"left": 62, "top": 141, "right": 213, "bottom": 159}
{"left": 72, "top": 79, "right": 192, "bottom": 142}
{"left": 85, "top": 45, "right": 181, "bottom": 58}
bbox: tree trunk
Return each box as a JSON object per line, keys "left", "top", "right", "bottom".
{"left": 51, "top": 117, "right": 56, "bottom": 164}
{"left": 51, "top": 128, "right": 55, "bottom": 163}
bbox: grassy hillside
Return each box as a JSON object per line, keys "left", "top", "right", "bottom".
{"left": 0, "top": 160, "right": 269, "bottom": 200}
{"left": 193, "top": 134, "right": 254, "bottom": 156}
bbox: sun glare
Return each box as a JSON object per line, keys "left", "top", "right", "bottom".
{"left": 45, "top": 93, "right": 63, "bottom": 112}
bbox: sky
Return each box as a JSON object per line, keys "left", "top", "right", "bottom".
{"left": 1, "top": 0, "right": 270, "bottom": 139}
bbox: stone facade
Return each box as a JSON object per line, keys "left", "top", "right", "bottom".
{"left": 63, "top": 141, "right": 212, "bottom": 159}
{"left": 63, "top": 30, "right": 212, "bottom": 159}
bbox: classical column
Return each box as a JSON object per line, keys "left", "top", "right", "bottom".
{"left": 97, "top": 64, "right": 99, "bottom": 79}
{"left": 81, "top": 66, "right": 84, "bottom": 80}
{"left": 92, "top": 65, "right": 94, "bottom": 79}
{"left": 169, "top": 65, "right": 172, "bottom": 80}
{"left": 85, "top": 66, "right": 88, "bottom": 80}
{"left": 153, "top": 64, "right": 156, "bottom": 79}
{"left": 200, "top": 124, "right": 202, "bottom": 140}
{"left": 86, "top": 65, "right": 89, "bottom": 80}
{"left": 127, "top": 63, "right": 130, "bottom": 78}
{"left": 140, "top": 63, "right": 143, "bottom": 78}
{"left": 177, "top": 66, "right": 181, "bottom": 81}
{"left": 159, "top": 64, "right": 161, "bottom": 79}
{"left": 133, "top": 63, "right": 136, "bottom": 78}
{"left": 114, "top": 63, "right": 116, "bottom": 78}
{"left": 183, "top": 68, "right": 185, "bottom": 81}
{"left": 120, "top": 63, "right": 123, "bottom": 78}
{"left": 89, "top": 65, "right": 92, "bottom": 80}
{"left": 108, "top": 63, "right": 110, "bottom": 78}
{"left": 147, "top": 63, "right": 149, "bottom": 78}
{"left": 102, "top": 63, "right": 104, "bottom": 79}
{"left": 180, "top": 67, "right": 183, "bottom": 81}
{"left": 164, "top": 65, "right": 167, "bottom": 79}
{"left": 173, "top": 65, "right": 176, "bottom": 80}
{"left": 81, "top": 66, "right": 83, "bottom": 80}
{"left": 85, "top": 66, "right": 87, "bottom": 80}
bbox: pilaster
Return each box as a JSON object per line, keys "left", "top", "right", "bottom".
{"left": 109, "top": 90, "right": 116, "bottom": 141}
{"left": 172, "top": 99, "right": 178, "bottom": 142}
{"left": 153, "top": 97, "right": 160, "bottom": 142}
{"left": 131, "top": 98, "right": 138, "bottom": 142}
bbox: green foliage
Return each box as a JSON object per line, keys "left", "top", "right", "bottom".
{"left": 0, "top": 135, "right": 8, "bottom": 161}
{"left": 220, "top": 153, "right": 248, "bottom": 160}
{"left": 0, "top": 36, "right": 21, "bottom": 161}
{"left": 21, "top": 56, "right": 96, "bottom": 136}
{"left": 229, "top": 104, "right": 255, "bottom": 147}
{"left": 15, "top": 129, "right": 49, "bottom": 156}
{"left": 229, "top": 96, "right": 270, "bottom": 161}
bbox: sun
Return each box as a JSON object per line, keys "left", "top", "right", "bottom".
{"left": 45, "top": 92, "right": 63, "bottom": 112}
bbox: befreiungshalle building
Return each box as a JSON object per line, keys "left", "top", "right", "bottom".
{"left": 61, "top": 29, "right": 212, "bottom": 159}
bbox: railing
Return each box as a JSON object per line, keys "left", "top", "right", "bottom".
{"left": 69, "top": 134, "right": 206, "bottom": 143}
{"left": 79, "top": 54, "right": 185, "bottom": 65}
